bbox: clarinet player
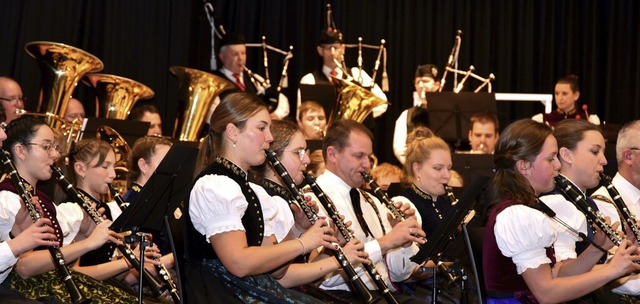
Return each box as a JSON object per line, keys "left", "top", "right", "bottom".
{"left": 313, "top": 119, "right": 427, "bottom": 303}
{"left": 0, "top": 116, "right": 140, "bottom": 303}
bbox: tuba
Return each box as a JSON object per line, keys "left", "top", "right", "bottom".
{"left": 25, "top": 41, "right": 103, "bottom": 127}
{"left": 25, "top": 41, "right": 103, "bottom": 151}
{"left": 328, "top": 77, "right": 388, "bottom": 126}
{"left": 170, "top": 66, "right": 234, "bottom": 141}
{"left": 82, "top": 73, "right": 154, "bottom": 119}
{"left": 97, "top": 125, "right": 131, "bottom": 195}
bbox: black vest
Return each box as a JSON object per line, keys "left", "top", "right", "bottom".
{"left": 184, "top": 157, "right": 264, "bottom": 262}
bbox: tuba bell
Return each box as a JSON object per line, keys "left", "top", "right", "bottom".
{"left": 170, "top": 66, "right": 234, "bottom": 141}
{"left": 82, "top": 73, "right": 154, "bottom": 119}
{"left": 24, "top": 41, "right": 103, "bottom": 152}
{"left": 328, "top": 77, "right": 389, "bottom": 126}
{"left": 25, "top": 41, "right": 103, "bottom": 127}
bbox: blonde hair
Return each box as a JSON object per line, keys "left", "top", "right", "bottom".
{"left": 404, "top": 127, "right": 449, "bottom": 182}
{"left": 371, "top": 163, "right": 404, "bottom": 184}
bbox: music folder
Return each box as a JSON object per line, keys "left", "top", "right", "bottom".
{"left": 111, "top": 143, "right": 198, "bottom": 234}
{"left": 426, "top": 92, "right": 497, "bottom": 144}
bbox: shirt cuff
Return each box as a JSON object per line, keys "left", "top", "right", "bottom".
{"left": 365, "top": 239, "right": 383, "bottom": 264}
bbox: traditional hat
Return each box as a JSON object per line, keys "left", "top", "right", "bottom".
{"left": 415, "top": 64, "right": 439, "bottom": 79}
{"left": 220, "top": 33, "right": 246, "bottom": 47}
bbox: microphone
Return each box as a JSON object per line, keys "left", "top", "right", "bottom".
{"left": 582, "top": 104, "right": 590, "bottom": 120}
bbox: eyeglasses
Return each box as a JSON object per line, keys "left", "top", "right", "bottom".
{"left": 287, "top": 148, "right": 309, "bottom": 161}
{"left": 25, "top": 142, "right": 61, "bottom": 155}
{"left": 0, "top": 96, "right": 26, "bottom": 103}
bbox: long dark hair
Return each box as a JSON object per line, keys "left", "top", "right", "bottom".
{"left": 4, "top": 116, "right": 47, "bottom": 162}
{"left": 486, "top": 119, "right": 553, "bottom": 212}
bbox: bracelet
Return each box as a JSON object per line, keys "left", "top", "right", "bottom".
{"left": 295, "top": 238, "right": 306, "bottom": 255}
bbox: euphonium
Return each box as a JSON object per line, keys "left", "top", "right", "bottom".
{"left": 97, "top": 126, "right": 130, "bottom": 196}
{"left": 25, "top": 41, "right": 103, "bottom": 128}
{"left": 83, "top": 73, "right": 154, "bottom": 119}
{"left": 170, "top": 66, "right": 234, "bottom": 141}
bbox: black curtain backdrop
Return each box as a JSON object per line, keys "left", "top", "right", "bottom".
{"left": 1, "top": 0, "right": 639, "bottom": 165}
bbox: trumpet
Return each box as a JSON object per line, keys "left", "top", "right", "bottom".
{"left": 0, "top": 151, "right": 90, "bottom": 304}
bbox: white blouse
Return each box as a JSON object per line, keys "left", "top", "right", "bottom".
{"left": 494, "top": 204, "right": 578, "bottom": 274}
{"left": 189, "top": 174, "right": 279, "bottom": 243}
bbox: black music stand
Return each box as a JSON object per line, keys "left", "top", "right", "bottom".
{"left": 411, "top": 174, "right": 491, "bottom": 304}
{"left": 81, "top": 117, "right": 150, "bottom": 147}
{"left": 111, "top": 143, "right": 198, "bottom": 304}
{"left": 451, "top": 153, "right": 494, "bottom": 186}
{"left": 426, "top": 92, "right": 497, "bottom": 148}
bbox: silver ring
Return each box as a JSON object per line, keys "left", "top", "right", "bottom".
{"left": 409, "top": 228, "right": 413, "bottom": 235}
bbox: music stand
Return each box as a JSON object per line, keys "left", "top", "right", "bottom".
{"left": 299, "top": 84, "right": 336, "bottom": 120}
{"left": 451, "top": 153, "right": 494, "bottom": 186}
{"left": 111, "top": 143, "right": 198, "bottom": 304}
{"left": 81, "top": 117, "right": 150, "bottom": 146}
{"left": 426, "top": 92, "right": 497, "bottom": 147}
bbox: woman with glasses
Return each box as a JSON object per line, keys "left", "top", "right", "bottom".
{"left": 184, "top": 92, "right": 338, "bottom": 303}
{"left": 255, "top": 119, "right": 368, "bottom": 301}
{"left": 0, "top": 116, "right": 142, "bottom": 303}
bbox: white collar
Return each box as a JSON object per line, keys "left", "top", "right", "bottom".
{"left": 613, "top": 172, "right": 640, "bottom": 206}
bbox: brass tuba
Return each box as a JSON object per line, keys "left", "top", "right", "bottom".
{"left": 25, "top": 41, "right": 103, "bottom": 127}
{"left": 327, "top": 77, "right": 388, "bottom": 126}
{"left": 97, "top": 125, "right": 131, "bottom": 196}
{"left": 82, "top": 73, "right": 154, "bottom": 119}
{"left": 169, "top": 66, "right": 234, "bottom": 141}
{"left": 25, "top": 41, "right": 103, "bottom": 152}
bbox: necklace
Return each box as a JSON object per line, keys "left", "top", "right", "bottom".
{"left": 412, "top": 184, "right": 443, "bottom": 220}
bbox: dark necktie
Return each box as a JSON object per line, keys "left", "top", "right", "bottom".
{"left": 350, "top": 188, "right": 373, "bottom": 238}
{"left": 233, "top": 73, "right": 245, "bottom": 91}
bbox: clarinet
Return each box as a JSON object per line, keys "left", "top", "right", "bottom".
{"left": 108, "top": 182, "right": 180, "bottom": 303}
{"left": 109, "top": 184, "right": 129, "bottom": 210}
{"left": 264, "top": 150, "right": 375, "bottom": 303}
{"left": 360, "top": 172, "right": 405, "bottom": 221}
{"left": 554, "top": 175, "right": 623, "bottom": 246}
{"left": 0, "top": 151, "right": 91, "bottom": 304}
{"left": 303, "top": 172, "right": 399, "bottom": 304}
{"left": 49, "top": 166, "right": 170, "bottom": 300}
{"left": 598, "top": 173, "right": 640, "bottom": 242}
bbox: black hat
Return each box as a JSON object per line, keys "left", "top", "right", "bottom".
{"left": 220, "top": 33, "right": 246, "bottom": 48}
{"left": 319, "top": 29, "right": 343, "bottom": 45}
{"left": 415, "top": 64, "right": 439, "bottom": 79}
